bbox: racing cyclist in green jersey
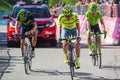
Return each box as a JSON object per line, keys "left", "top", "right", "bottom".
{"left": 58, "top": 4, "right": 81, "bottom": 68}
{"left": 15, "top": 9, "right": 37, "bottom": 59}
{"left": 86, "top": 3, "right": 107, "bottom": 56}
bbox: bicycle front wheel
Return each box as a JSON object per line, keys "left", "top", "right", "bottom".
{"left": 68, "top": 52, "right": 75, "bottom": 80}
{"left": 24, "top": 43, "right": 30, "bottom": 74}
{"left": 70, "top": 65, "right": 74, "bottom": 80}
{"left": 97, "top": 43, "right": 102, "bottom": 69}
{"left": 92, "top": 50, "right": 96, "bottom": 66}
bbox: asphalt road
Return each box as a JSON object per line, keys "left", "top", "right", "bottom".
{"left": 0, "top": 46, "right": 120, "bottom": 80}
{"left": 0, "top": 25, "right": 120, "bottom": 80}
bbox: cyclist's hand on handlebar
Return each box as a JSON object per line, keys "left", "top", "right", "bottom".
{"left": 89, "top": 31, "right": 94, "bottom": 35}
{"left": 30, "top": 30, "right": 35, "bottom": 34}
{"left": 103, "top": 30, "right": 107, "bottom": 39}
{"left": 77, "top": 36, "right": 81, "bottom": 41}
{"left": 59, "top": 36, "right": 62, "bottom": 41}
{"left": 25, "top": 31, "right": 30, "bottom": 35}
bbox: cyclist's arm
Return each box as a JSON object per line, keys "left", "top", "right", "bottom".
{"left": 15, "top": 20, "right": 20, "bottom": 33}
{"left": 59, "top": 25, "right": 62, "bottom": 38}
{"left": 58, "top": 14, "right": 63, "bottom": 38}
{"left": 87, "top": 21, "right": 91, "bottom": 32}
{"left": 86, "top": 11, "right": 91, "bottom": 32}
{"left": 31, "top": 21, "right": 37, "bottom": 33}
{"left": 98, "top": 11, "right": 106, "bottom": 31}
{"left": 100, "top": 20, "right": 105, "bottom": 31}
{"left": 77, "top": 23, "right": 80, "bottom": 36}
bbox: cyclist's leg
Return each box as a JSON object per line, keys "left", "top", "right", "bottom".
{"left": 71, "top": 28, "right": 80, "bottom": 68}
{"left": 27, "top": 26, "right": 37, "bottom": 57}
{"left": 93, "top": 24, "right": 101, "bottom": 46}
{"left": 75, "top": 40, "right": 80, "bottom": 68}
{"left": 20, "top": 26, "right": 26, "bottom": 58}
{"left": 88, "top": 25, "right": 93, "bottom": 55}
{"left": 62, "top": 28, "right": 69, "bottom": 63}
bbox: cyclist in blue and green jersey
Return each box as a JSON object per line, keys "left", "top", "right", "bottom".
{"left": 15, "top": 9, "right": 37, "bottom": 59}
{"left": 86, "top": 3, "right": 107, "bottom": 56}
{"left": 58, "top": 4, "right": 81, "bottom": 68}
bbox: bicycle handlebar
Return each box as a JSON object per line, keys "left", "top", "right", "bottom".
{"left": 90, "top": 32, "right": 106, "bottom": 39}
{"left": 59, "top": 37, "right": 80, "bottom": 41}
{"left": 14, "top": 33, "right": 35, "bottom": 38}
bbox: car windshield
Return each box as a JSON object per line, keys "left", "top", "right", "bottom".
{"left": 12, "top": 7, "right": 50, "bottom": 18}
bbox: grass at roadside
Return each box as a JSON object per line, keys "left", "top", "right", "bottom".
{"left": 0, "top": 0, "right": 12, "bottom": 12}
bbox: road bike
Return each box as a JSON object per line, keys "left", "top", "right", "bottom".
{"left": 90, "top": 32, "right": 106, "bottom": 69}
{"left": 60, "top": 36, "right": 80, "bottom": 80}
{"left": 15, "top": 34, "right": 34, "bottom": 74}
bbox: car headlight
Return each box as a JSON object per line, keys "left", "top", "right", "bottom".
{"left": 9, "top": 21, "right": 20, "bottom": 28}
{"left": 45, "top": 22, "right": 55, "bottom": 27}
{"left": 9, "top": 21, "right": 15, "bottom": 27}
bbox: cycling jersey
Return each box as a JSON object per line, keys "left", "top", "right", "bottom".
{"left": 58, "top": 13, "right": 79, "bottom": 30}
{"left": 86, "top": 10, "right": 103, "bottom": 26}
{"left": 16, "top": 12, "right": 35, "bottom": 27}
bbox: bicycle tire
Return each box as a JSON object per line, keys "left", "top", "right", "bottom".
{"left": 97, "top": 43, "right": 102, "bottom": 69}
{"left": 29, "top": 57, "right": 32, "bottom": 71}
{"left": 91, "top": 42, "right": 97, "bottom": 66}
{"left": 70, "top": 65, "right": 74, "bottom": 80}
{"left": 92, "top": 50, "right": 96, "bottom": 66}
{"left": 24, "top": 56, "right": 29, "bottom": 74}
{"left": 68, "top": 51, "right": 75, "bottom": 80}
{"left": 28, "top": 46, "right": 32, "bottom": 71}
{"left": 24, "top": 43, "right": 30, "bottom": 74}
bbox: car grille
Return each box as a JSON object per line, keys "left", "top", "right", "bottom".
{"left": 37, "top": 24, "right": 46, "bottom": 34}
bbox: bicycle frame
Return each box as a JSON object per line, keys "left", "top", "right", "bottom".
{"left": 91, "top": 32, "right": 103, "bottom": 68}
{"left": 15, "top": 34, "right": 33, "bottom": 74}
{"left": 60, "top": 36, "right": 78, "bottom": 80}
{"left": 23, "top": 35, "right": 33, "bottom": 74}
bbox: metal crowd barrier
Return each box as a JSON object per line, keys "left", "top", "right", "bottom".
{"left": 73, "top": 4, "right": 119, "bottom": 17}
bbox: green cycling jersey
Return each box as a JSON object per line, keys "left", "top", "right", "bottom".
{"left": 86, "top": 10, "right": 103, "bottom": 26}
{"left": 58, "top": 13, "right": 79, "bottom": 30}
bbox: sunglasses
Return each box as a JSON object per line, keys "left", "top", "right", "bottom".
{"left": 92, "top": 10, "right": 96, "bottom": 12}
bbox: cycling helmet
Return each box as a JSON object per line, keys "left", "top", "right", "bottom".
{"left": 63, "top": 4, "right": 72, "bottom": 16}
{"left": 90, "top": 3, "right": 98, "bottom": 11}
{"left": 19, "top": 9, "right": 27, "bottom": 21}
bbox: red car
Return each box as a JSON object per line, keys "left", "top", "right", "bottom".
{"left": 4, "top": 4, "right": 57, "bottom": 47}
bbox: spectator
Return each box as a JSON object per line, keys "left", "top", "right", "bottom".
{"left": 85, "top": 0, "right": 91, "bottom": 5}
{"left": 75, "top": 0, "right": 83, "bottom": 7}
{"left": 113, "top": 0, "right": 119, "bottom": 4}
{"left": 104, "top": 0, "right": 109, "bottom": 5}
{"left": 100, "top": 0, "right": 104, "bottom": 3}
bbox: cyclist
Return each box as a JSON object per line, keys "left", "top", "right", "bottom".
{"left": 58, "top": 4, "right": 81, "bottom": 68}
{"left": 86, "top": 3, "right": 107, "bottom": 56}
{"left": 15, "top": 9, "right": 37, "bottom": 59}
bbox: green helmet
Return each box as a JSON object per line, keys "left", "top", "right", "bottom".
{"left": 19, "top": 9, "right": 27, "bottom": 21}
{"left": 90, "top": 3, "right": 98, "bottom": 11}
{"left": 63, "top": 4, "right": 72, "bottom": 16}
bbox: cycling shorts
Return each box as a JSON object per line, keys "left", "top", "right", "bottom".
{"left": 20, "top": 24, "right": 33, "bottom": 39}
{"left": 90, "top": 24, "right": 101, "bottom": 34}
{"left": 62, "top": 28, "right": 77, "bottom": 39}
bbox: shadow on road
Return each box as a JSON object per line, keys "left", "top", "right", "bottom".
{"left": 0, "top": 49, "right": 11, "bottom": 80}
{"left": 102, "top": 65, "right": 120, "bottom": 70}
{"left": 30, "top": 68, "right": 119, "bottom": 80}
{"left": 30, "top": 69, "right": 92, "bottom": 77}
